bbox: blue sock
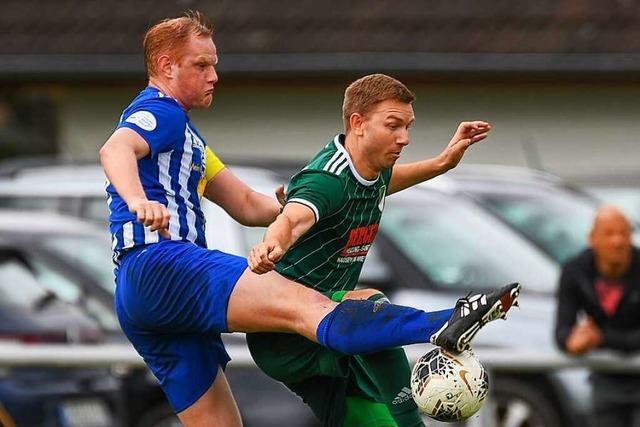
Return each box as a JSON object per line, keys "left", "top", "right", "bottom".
{"left": 316, "top": 299, "right": 453, "bottom": 355}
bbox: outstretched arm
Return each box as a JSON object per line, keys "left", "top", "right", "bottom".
{"left": 204, "top": 168, "right": 284, "bottom": 227}
{"left": 99, "top": 127, "right": 170, "bottom": 237}
{"left": 248, "top": 203, "right": 315, "bottom": 274}
{"left": 387, "top": 121, "right": 491, "bottom": 195}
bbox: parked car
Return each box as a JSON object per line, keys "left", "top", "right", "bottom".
{"left": 209, "top": 176, "right": 590, "bottom": 427}
{"left": 0, "top": 163, "right": 109, "bottom": 225}
{"left": 368, "top": 185, "right": 582, "bottom": 427}
{"left": 0, "top": 223, "right": 122, "bottom": 427}
{"left": 0, "top": 209, "right": 319, "bottom": 427}
{"left": 428, "top": 165, "right": 605, "bottom": 266}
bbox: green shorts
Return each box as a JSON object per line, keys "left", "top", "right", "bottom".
{"left": 246, "top": 332, "right": 396, "bottom": 427}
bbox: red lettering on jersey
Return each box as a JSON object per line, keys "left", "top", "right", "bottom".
{"left": 340, "top": 224, "right": 379, "bottom": 257}
{"left": 344, "top": 229, "right": 360, "bottom": 248}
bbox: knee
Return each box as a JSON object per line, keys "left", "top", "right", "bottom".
{"left": 290, "top": 287, "right": 335, "bottom": 337}
{"left": 298, "top": 286, "right": 335, "bottom": 315}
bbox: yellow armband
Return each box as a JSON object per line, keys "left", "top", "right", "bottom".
{"left": 197, "top": 146, "right": 225, "bottom": 198}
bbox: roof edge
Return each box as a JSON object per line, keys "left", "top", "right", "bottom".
{"left": 2, "top": 53, "right": 640, "bottom": 80}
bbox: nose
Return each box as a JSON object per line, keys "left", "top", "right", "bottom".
{"left": 397, "top": 129, "right": 410, "bottom": 146}
{"left": 615, "top": 233, "right": 628, "bottom": 245}
{"left": 209, "top": 66, "right": 218, "bottom": 85}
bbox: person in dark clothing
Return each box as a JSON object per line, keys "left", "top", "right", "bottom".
{"left": 555, "top": 205, "right": 640, "bottom": 427}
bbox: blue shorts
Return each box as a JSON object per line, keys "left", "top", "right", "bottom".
{"left": 114, "top": 240, "right": 248, "bottom": 413}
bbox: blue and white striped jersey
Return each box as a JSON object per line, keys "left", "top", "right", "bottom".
{"left": 107, "top": 87, "right": 209, "bottom": 261}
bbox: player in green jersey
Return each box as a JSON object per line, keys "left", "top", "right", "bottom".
{"left": 246, "top": 74, "right": 519, "bottom": 427}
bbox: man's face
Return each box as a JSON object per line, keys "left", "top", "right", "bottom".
{"left": 358, "top": 99, "right": 415, "bottom": 171}
{"left": 171, "top": 34, "right": 218, "bottom": 110}
{"left": 590, "top": 213, "right": 632, "bottom": 267}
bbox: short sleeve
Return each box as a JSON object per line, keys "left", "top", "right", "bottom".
{"left": 117, "top": 100, "right": 186, "bottom": 156}
{"left": 286, "top": 171, "right": 345, "bottom": 222}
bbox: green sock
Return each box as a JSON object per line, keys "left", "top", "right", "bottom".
{"left": 331, "top": 290, "right": 349, "bottom": 302}
{"left": 357, "top": 348, "right": 425, "bottom": 427}
{"left": 344, "top": 396, "right": 397, "bottom": 427}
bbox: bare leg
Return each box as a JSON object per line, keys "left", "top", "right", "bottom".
{"left": 226, "top": 269, "right": 336, "bottom": 341}
{"left": 177, "top": 366, "right": 243, "bottom": 427}
{"left": 228, "top": 270, "right": 499, "bottom": 356}
{"left": 341, "top": 288, "right": 383, "bottom": 301}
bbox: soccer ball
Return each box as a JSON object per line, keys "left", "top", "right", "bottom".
{"left": 410, "top": 348, "right": 489, "bottom": 422}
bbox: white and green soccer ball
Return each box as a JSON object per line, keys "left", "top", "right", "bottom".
{"left": 410, "top": 348, "right": 489, "bottom": 422}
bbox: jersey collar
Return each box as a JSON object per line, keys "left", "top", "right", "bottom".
{"left": 332, "top": 134, "right": 379, "bottom": 186}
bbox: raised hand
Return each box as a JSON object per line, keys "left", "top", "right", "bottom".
{"left": 439, "top": 121, "right": 491, "bottom": 171}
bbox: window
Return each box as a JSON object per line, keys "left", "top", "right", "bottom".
{"left": 0, "top": 255, "right": 50, "bottom": 308}
{"left": 40, "top": 234, "right": 115, "bottom": 294}
{"left": 475, "top": 188, "right": 595, "bottom": 264}
{"left": 380, "top": 192, "right": 558, "bottom": 292}
{"left": 0, "top": 195, "right": 61, "bottom": 212}
{"left": 29, "top": 258, "right": 119, "bottom": 332}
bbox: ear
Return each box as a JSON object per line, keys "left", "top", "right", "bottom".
{"left": 157, "top": 55, "right": 173, "bottom": 78}
{"left": 349, "top": 113, "right": 365, "bottom": 136}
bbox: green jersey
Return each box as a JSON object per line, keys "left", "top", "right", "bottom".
{"left": 275, "top": 134, "right": 392, "bottom": 294}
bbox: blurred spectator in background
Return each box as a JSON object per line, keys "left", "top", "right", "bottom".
{"left": 555, "top": 205, "right": 640, "bottom": 427}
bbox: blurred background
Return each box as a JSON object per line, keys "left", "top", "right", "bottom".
{"left": 0, "top": 1, "right": 639, "bottom": 426}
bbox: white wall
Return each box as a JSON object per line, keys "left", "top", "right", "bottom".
{"left": 59, "top": 82, "right": 640, "bottom": 176}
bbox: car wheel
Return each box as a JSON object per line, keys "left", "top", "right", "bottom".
{"left": 483, "top": 378, "right": 563, "bottom": 427}
{"left": 135, "top": 403, "right": 181, "bottom": 427}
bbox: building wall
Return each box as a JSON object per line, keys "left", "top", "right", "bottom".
{"left": 58, "top": 81, "right": 640, "bottom": 176}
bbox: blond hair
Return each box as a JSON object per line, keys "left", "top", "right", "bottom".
{"left": 342, "top": 74, "right": 415, "bottom": 131}
{"left": 144, "top": 11, "right": 213, "bottom": 78}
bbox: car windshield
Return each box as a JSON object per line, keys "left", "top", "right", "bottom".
{"left": 82, "top": 197, "right": 110, "bottom": 224}
{"left": 29, "top": 257, "right": 120, "bottom": 332}
{"left": 0, "top": 195, "right": 61, "bottom": 212}
{"left": 0, "top": 255, "right": 50, "bottom": 308}
{"left": 380, "top": 191, "right": 558, "bottom": 293}
{"left": 39, "top": 234, "right": 115, "bottom": 294}
{"left": 469, "top": 186, "right": 597, "bottom": 265}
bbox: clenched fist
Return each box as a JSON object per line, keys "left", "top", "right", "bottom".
{"left": 128, "top": 197, "right": 171, "bottom": 239}
{"left": 249, "top": 240, "right": 284, "bottom": 274}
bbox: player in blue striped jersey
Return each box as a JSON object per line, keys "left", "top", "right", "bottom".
{"left": 106, "top": 86, "right": 210, "bottom": 257}
{"left": 100, "top": 12, "right": 520, "bottom": 427}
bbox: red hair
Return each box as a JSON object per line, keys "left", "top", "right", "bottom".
{"left": 144, "top": 11, "right": 213, "bottom": 78}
